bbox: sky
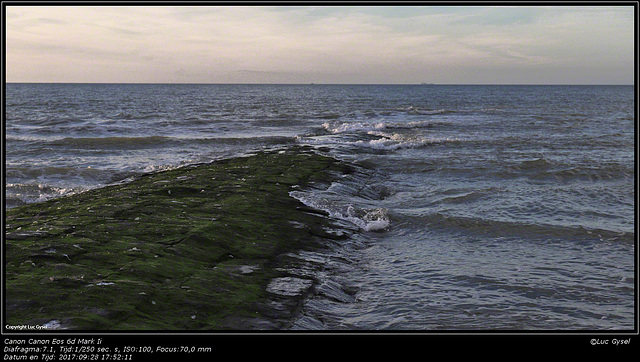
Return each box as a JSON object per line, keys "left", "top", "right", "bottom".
{"left": 4, "top": 5, "right": 636, "bottom": 84}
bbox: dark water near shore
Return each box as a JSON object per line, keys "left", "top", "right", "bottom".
{"left": 4, "top": 83, "right": 636, "bottom": 330}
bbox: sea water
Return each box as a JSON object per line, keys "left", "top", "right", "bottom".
{"left": 4, "top": 83, "right": 635, "bottom": 330}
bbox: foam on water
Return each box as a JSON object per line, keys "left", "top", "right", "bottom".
{"left": 321, "top": 118, "right": 442, "bottom": 134}
{"left": 322, "top": 121, "right": 387, "bottom": 134}
{"left": 5, "top": 182, "right": 86, "bottom": 208}
{"left": 290, "top": 190, "right": 390, "bottom": 232}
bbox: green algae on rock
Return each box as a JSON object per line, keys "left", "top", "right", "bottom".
{"left": 4, "top": 146, "right": 354, "bottom": 330}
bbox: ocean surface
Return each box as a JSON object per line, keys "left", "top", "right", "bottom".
{"left": 4, "top": 83, "right": 636, "bottom": 330}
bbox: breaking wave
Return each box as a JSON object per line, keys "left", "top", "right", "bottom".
{"left": 5, "top": 182, "right": 86, "bottom": 208}
{"left": 299, "top": 119, "right": 460, "bottom": 152}
{"left": 290, "top": 190, "right": 390, "bottom": 232}
{"left": 320, "top": 119, "right": 443, "bottom": 135}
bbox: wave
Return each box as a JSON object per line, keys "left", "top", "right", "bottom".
{"left": 6, "top": 165, "right": 114, "bottom": 179}
{"left": 399, "top": 105, "right": 507, "bottom": 115}
{"left": 423, "top": 212, "right": 634, "bottom": 243}
{"left": 7, "top": 115, "right": 95, "bottom": 127}
{"left": 320, "top": 119, "right": 443, "bottom": 135}
{"left": 400, "top": 106, "right": 456, "bottom": 115}
{"left": 5, "top": 182, "right": 86, "bottom": 208}
{"left": 532, "top": 164, "right": 635, "bottom": 182}
{"left": 44, "top": 135, "right": 298, "bottom": 150}
{"left": 114, "top": 111, "right": 165, "bottom": 120}
{"left": 290, "top": 190, "right": 390, "bottom": 232}
{"left": 498, "top": 158, "right": 635, "bottom": 182}
{"left": 301, "top": 130, "right": 459, "bottom": 152}
{"left": 305, "top": 119, "right": 460, "bottom": 152}
{"left": 48, "top": 136, "right": 172, "bottom": 148}
{"left": 434, "top": 187, "right": 503, "bottom": 204}
{"left": 355, "top": 132, "right": 454, "bottom": 151}
{"left": 424, "top": 154, "right": 635, "bottom": 183}
{"left": 321, "top": 121, "right": 386, "bottom": 134}
{"left": 191, "top": 135, "right": 297, "bottom": 146}
{"left": 5, "top": 135, "right": 50, "bottom": 144}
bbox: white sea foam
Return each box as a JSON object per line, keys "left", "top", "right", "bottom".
{"left": 322, "top": 121, "right": 386, "bottom": 134}
{"left": 318, "top": 119, "right": 459, "bottom": 151}
{"left": 321, "top": 119, "right": 442, "bottom": 135}
{"left": 143, "top": 163, "right": 183, "bottom": 174}
{"left": 362, "top": 132, "right": 430, "bottom": 150}
{"left": 5, "top": 182, "right": 82, "bottom": 206}
{"left": 290, "top": 190, "right": 390, "bottom": 232}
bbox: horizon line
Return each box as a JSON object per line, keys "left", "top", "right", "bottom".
{"left": 5, "top": 82, "right": 635, "bottom": 86}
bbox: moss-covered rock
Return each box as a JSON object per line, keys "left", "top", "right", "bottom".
{"left": 4, "top": 146, "right": 354, "bottom": 330}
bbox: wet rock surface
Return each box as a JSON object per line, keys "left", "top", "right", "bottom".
{"left": 4, "top": 146, "right": 355, "bottom": 330}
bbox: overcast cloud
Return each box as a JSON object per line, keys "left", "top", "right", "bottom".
{"left": 5, "top": 5, "right": 635, "bottom": 84}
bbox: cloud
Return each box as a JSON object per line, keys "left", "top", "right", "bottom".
{"left": 5, "top": 5, "right": 635, "bottom": 84}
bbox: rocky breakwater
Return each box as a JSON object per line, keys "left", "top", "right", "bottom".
{"left": 5, "top": 146, "right": 355, "bottom": 330}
